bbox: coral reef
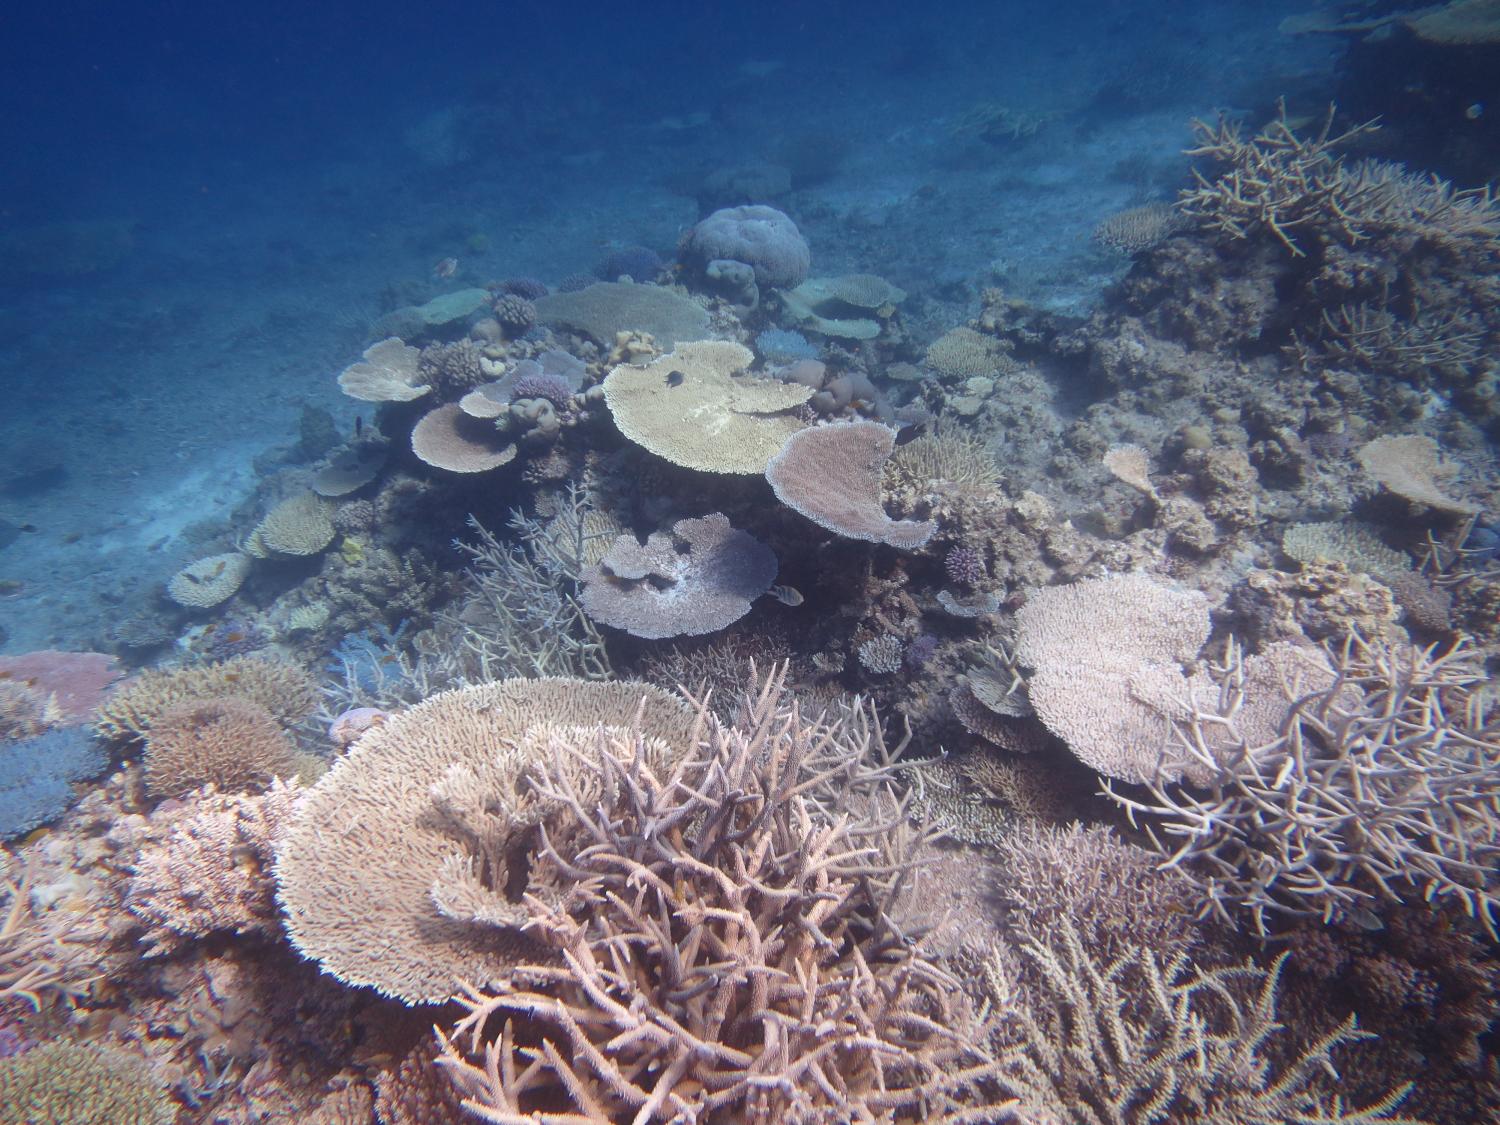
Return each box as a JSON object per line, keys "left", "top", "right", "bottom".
{"left": 438, "top": 668, "right": 1002, "bottom": 1123}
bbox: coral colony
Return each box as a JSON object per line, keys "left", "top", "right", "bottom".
{"left": 4, "top": 7, "right": 1500, "bottom": 1124}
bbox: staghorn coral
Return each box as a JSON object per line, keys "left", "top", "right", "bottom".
{"left": 274, "top": 678, "right": 701, "bottom": 1004}
{"left": 435, "top": 510, "right": 613, "bottom": 683}
{"left": 0, "top": 1041, "right": 176, "bottom": 1125}
{"left": 142, "top": 696, "right": 298, "bottom": 799}
{"left": 579, "top": 512, "right": 778, "bottom": 640}
{"left": 337, "top": 337, "right": 429, "bottom": 402}
{"left": 1177, "top": 103, "right": 1383, "bottom": 256}
{"left": 437, "top": 667, "right": 1003, "bottom": 1123}
{"left": 988, "top": 921, "right": 1423, "bottom": 1125}
{"left": 1110, "top": 632, "right": 1500, "bottom": 938}
{"left": 245, "top": 490, "right": 337, "bottom": 558}
{"left": 127, "top": 780, "right": 303, "bottom": 955}
{"left": 602, "top": 339, "right": 812, "bottom": 474}
{"left": 767, "top": 420, "right": 936, "bottom": 549}
{"left": 166, "top": 551, "right": 253, "bottom": 609}
{"left": 97, "top": 655, "right": 318, "bottom": 744}
{"left": 1, "top": 860, "right": 92, "bottom": 1009}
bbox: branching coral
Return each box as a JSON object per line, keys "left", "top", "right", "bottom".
{"left": 1180, "top": 102, "right": 1500, "bottom": 259}
{"left": 1110, "top": 632, "right": 1500, "bottom": 937}
{"left": 987, "top": 921, "right": 1423, "bottom": 1125}
{"left": 1177, "top": 103, "right": 1383, "bottom": 255}
{"left": 437, "top": 666, "right": 1005, "bottom": 1123}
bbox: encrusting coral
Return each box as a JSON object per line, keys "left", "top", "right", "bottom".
{"left": 437, "top": 665, "right": 1005, "bottom": 1123}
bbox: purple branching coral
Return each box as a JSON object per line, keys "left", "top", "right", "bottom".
{"left": 510, "top": 371, "right": 574, "bottom": 407}
{"left": 944, "top": 545, "right": 986, "bottom": 588}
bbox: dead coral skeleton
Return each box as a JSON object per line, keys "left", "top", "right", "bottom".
{"left": 1110, "top": 631, "right": 1500, "bottom": 938}
{"left": 437, "top": 665, "right": 1007, "bottom": 1124}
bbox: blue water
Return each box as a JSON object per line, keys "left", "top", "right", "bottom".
{"left": 0, "top": 2, "right": 1340, "bottom": 653}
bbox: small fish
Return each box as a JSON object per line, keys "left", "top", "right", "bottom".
{"left": 354, "top": 415, "right": 364, "bottom": 438}
{"left": 769, "top": 583, "right": 804, "bottom": 607}
{"left": 893, "top": 421, "right": 927, "bottom": 446}
{"left": 665, "top": 369, "right": 686, "bottom": 387}
{"left": 433, "top": 257, "right": 459, "bottom": 279}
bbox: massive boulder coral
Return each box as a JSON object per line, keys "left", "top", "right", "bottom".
{"left": 579, "top": 513, "right": 778, "bottom": 639}
{"left": 683, "top": 204, "right": 811, "bottom": 289}
{"left": 766, "top": 420, "right": 936, "bottom": 549}
{"left": 273, "top": 678, "right": 701, "bottom": 1004}
{"left": 602, "top": 340, "right": 811, "bottom": 474}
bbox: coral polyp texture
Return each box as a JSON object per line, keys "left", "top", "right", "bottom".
{"left": 274, "top": 677, "right": 702, "bottom": 1003}
{"left": 438, "top": 667, "right": 1002, "bottom": 1123}
{"left": 142, "top": 695, "right": 298, "bottom": 798}
{"left": 0, "top": 1040, "right": 176, "bottom": 1125}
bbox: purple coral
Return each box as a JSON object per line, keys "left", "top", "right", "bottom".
{"left": 944, "top": 545, "right": 986, "bottom": 588}
{"left": 496, "top": 277, "right": 549, "bottom": 300}
{"left": 512, "top": 371, "right": 574, "bottom": 407}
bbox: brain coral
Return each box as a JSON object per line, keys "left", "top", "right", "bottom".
{"left": 274, "top": 678, "right": 702, "bottom": 1004}
{"left": 685, "top": 204, "right": 811, "bottom": 288}
{"left": 766, "top": 421, "right": 936, "bottom": 549}
{"left": 142, "top": 696, "right": 298, "bottom": 799}
{"left": 579, "top": 513, "right": 778, "bottom": 639}
{"left": 602, "top": 340, "right": 811, "bottom": 474}
{"left": 0, "top": 1041, "right": 175, "bottom": 1125}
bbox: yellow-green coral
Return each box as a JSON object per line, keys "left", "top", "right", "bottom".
{"left": 0, "top": 1041, "right": 175, "bottom": 1125}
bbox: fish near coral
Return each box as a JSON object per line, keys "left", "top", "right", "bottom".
{"left": 328, "top": 706, "right": 389, "bottom": 750}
